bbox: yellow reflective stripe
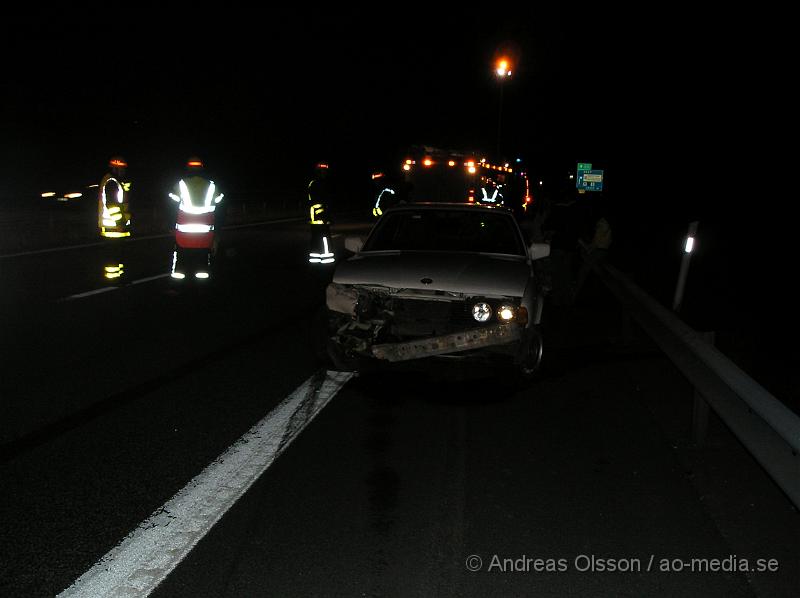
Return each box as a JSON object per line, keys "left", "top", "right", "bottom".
{"left": 310, "top": 203, "right": 324, "bottom": 224}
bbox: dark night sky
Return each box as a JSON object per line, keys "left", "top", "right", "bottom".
{"left": 2, "top": 8, "right": 575, "bottom": 189}
{"left": 0, "top": 5, "right": 790, "bottom": 224}
{"left": 0, "top": 8, "right": 670, "bottom": 190}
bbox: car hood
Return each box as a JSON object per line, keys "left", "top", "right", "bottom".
{"left": 333, "top": 251, "right": 530, "bottom": 297}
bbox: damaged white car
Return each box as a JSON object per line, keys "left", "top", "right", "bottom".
{"left": 322, "top": 203, "right": 550, "bottom": 377}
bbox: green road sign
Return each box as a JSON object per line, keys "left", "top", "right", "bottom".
{"left": 577, "top": 162, "right": 592, "bottom": 171}
{"left": 576, "top": 169, "right": 604, "bottom": 192}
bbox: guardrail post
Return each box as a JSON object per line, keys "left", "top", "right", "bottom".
{"left": 692, "top": 330, "right": 716, "bottom": 447}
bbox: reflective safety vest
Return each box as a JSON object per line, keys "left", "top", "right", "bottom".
{"left": 98, "top": 174, "right": 132, "bottom": 238}
{"left": 479, "top": 185, "right": 504, "bottom": 205}
{"left": 373, "top": 187, "right": 395, "bottom": 217}
{"left": 308, "top": 178, "right": 330, "bottom": 225}
{"left": 169, "top": 176, "right": 224, "bottom": 249}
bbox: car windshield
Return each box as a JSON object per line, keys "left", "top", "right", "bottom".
{"left": 364, "top": 209, "right": 525, "bottom": 255}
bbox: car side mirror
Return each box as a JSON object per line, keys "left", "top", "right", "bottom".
{"left": 345, "top": 236, "right": 364, "bottom": 253}
{"left": 529, "top": 242, "right": 550, "bottom": 261}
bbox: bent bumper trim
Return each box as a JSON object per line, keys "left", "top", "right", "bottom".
{"left": 371, "top": 324, "right": 520, "bottom": 362}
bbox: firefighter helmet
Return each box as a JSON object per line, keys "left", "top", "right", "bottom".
{"left": 109, "top": 156, "right": 128, "bottom": 171}
{"left": 186, "top": 157, "right": 205, "bottom": 172}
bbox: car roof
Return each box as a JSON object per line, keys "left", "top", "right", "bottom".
{"left": 382, "top": 202, "right": 514, "bottom": 214}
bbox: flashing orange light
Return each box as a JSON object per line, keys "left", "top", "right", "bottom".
{"left": 403, "top": 164, "right": 411, "bottom": 171}
{"left": 316, "top": 163, "right": 329, "bottom": 169}
{"left": 466, "top": 161, "right": 475, "bottom": 167}
{"left": 496, "top": 58, "right": 512, "bottom": 77}
{"left": 109, "top": 159, "right": 127, "bottom": 168}
{"left": 187, "top": 160, "right": 203, "bottom": 168}
{"left": 371, "top": 172, "right": 384, "bottom": 179}
{"left": 423, "top": 158, "right": 433, "bottom": 166}
{"left": 448, "top": 160, "right": 456, "bottom": 167}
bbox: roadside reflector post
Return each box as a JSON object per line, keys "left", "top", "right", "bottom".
{"left": 692, "top": 331, "right": 715, "bottom": 447}
{"left": 672, "top": 221, "right": 699, "bottom": 312}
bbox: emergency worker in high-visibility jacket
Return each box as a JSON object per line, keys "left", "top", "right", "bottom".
{"left": 98, "top": 156, "right": 132, "bottom": 238}
{"left": 307, "top": 162, "right": 335, "bottom": 264}
{"left": 169, "top": 157, "right": 224, "bottom": 251}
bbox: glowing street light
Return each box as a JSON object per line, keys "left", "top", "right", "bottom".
{"left": 494, "top": 56, "right": 513, "bottom": 157}
{"left": 496, "top": 58, "right": 512, "bottom": 77}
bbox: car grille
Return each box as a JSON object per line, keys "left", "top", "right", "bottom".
{"left": 388, "top": 297, "right": 499, "bottom": 337}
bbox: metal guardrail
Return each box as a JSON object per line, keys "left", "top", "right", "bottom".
{"left": 592, "top": 260, "right": 800, "bottom": 509}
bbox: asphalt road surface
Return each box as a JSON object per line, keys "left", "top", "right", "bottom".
{"left": 1, "top": 217, "right": 797, "bottom": 597}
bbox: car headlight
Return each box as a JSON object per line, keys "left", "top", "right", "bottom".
{"left": 472, "top": 302, "right": 492, "bottom": 322}
{"left": 497, "top": 304, "right": 516, "bottom": 322}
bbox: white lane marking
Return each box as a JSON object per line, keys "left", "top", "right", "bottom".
{"left": 60, "top": 273, "right": 170, "bottom": 301}
{"left": 0, "top": 218, "right": 306, "bottom": 259}
{"left": 0, "top": 235, "right": 171, "bottom": 259}
{"left": 58, "top": 369, "right": 353, "bottom": 598}
{"left": 129, "top": 273, "right": 171, "bottom": 285}
{"left": 62, "top": 287, "right": 119, "bottom": 300}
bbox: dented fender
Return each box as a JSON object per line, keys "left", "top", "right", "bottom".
{"left": 326, "top": 283, "right": 359, "bottom": 316}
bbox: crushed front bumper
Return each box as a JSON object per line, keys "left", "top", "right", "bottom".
{"left": 370, "top": 323, "right": 521, "bottom": 362}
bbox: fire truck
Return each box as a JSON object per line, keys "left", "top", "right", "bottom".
{"left": 395, "top": 145, "right": 532, "bottom": 218}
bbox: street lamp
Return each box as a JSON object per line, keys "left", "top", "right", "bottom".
{"left": 494, "top": 57, "right": 512, "bottom": 158}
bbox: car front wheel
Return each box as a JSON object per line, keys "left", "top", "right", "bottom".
{"left": 518, "top": 329, "right": 543, "bottom": 380}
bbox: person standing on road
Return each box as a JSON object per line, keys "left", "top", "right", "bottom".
{"left": 544, "top": 193, "right": 580, "bottom": 306}
{"left": 307, "top": 162, "right": 335, "bottom": 264}
{"left": 573, "top": 197, "right": 612, "bottom": 302}
{"left": 169, "top": 157, "right": 224, "bottom": 258}
{"left": 529, "top": 197, "right": 553, "bottom": 294}
{"left": 98, "top": 156, "right": 132, "bottom": 239}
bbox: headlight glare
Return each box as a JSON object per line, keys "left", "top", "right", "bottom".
{"left": 472, "top": 302, "right": 492, "bottom": 322}
{"left": 498, "top": 304, "right": 516, "bottom": 322}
